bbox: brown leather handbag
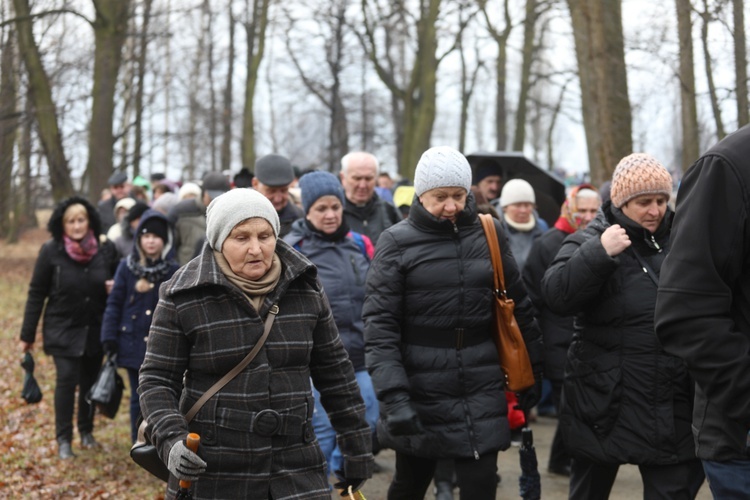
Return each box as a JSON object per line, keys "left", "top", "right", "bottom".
{"left": 479, "top": 214, "right": 535, "bottom": 392}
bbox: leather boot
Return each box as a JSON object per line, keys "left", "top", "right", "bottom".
{"left": 81, "top": 432, "right": 98, "bottom": 449}
{"left": 58, "top": 440, "right": 76, "bottom": 460}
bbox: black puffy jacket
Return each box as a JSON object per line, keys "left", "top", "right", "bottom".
{"left": 363, "top": 194, "right": 542, "bottom": 459}
{"left": 542, "top": 202, "right": 696, "bottom": 465}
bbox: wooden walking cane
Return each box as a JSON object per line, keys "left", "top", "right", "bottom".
{"left": 176, "top": 433, "right": 201, "bottom": 499}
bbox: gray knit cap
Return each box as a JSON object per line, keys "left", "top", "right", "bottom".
{"left": 413, "top": 146, "right": 472, "bottom": 196}
{"left": 206, "top": 188, "right": 280, "bottom": 251}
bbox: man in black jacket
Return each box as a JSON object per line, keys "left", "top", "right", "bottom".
{"left": 656, "top": 125, "right": 750, "bottom": 498}
{"left": 340, "top": 151, "right": 401, "bottom": 246}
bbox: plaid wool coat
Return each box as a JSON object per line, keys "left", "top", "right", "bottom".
{"left": 138, "top": 239, "right": 373, "bottom": 499}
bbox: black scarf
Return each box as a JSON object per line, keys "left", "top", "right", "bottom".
{"left": 304, "top": 218, "right": 351, "bottom": 242}
{"left": 126, "top": 253, "right": 173, "bottom": 285}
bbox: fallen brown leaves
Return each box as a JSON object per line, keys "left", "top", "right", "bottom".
{"left": 0, "top": 227, "right": 164, "bottom": 499}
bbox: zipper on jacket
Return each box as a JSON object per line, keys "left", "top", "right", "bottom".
{"left": 650, "top": 235, "right": 662, "bottom": 252}
{"left": 456, "top": 344, "right": 481, "bottom": 459}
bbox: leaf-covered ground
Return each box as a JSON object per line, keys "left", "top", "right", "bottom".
{"left": 0, "top": 225, "right": 164, "bottom": 499}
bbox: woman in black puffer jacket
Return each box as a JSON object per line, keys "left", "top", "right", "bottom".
{"left": 19, "top": 196, "right": 117, "bottom": 459}
{"left": 541, "top": 154, "right": 704, "bottom": 499}
{"left": 363, "top": 146, "right": 543, "bottom": 500}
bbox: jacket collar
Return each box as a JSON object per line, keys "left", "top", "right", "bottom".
{"left": 408, "top": 191, "right": 479, "bottom": 234}
{"left": 164, "top": 238, "right": 318, "bottom": 302}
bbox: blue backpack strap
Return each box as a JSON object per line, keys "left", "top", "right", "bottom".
{"left": 348, "top": 231, "right": 370, "bottom": 261}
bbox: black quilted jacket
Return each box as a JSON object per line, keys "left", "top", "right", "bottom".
{"left": 363, "top": 194, "right": 542, "bottom": 459}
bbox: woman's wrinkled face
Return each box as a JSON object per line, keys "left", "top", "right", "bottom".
{"left": 307, "top": 195, "right": 343, "bottom": 234}
{"left": 63, "top": 204, "right": 90, "bottom": 241}
{"left": 221, "top": 218, "right": 276, "bottom": 280}
{"left": 418, "top": 187, "right": 467, "bottom": 223}
{"left": 621, "top": 194, "right": 668, "bottom": 233}
{"left": 503, "top": 202, "right": 534, "bottom": 224}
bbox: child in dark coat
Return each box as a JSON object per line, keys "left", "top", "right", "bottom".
{"left": 100, "top": 209, "right": 179, "bottom": 442}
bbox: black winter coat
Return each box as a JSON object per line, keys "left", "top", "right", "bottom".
{"left": 343, "top": 192, "right": 402, "bottom": 246}
{"left": 21, "top": 196, "right": 118, "bottom": 357}
{"left": 363, "top": 195, "right": 543, "bottom": 459}
{"left": 656, "top": 124, "right": 750, "bottom": 461}
{"left": 523, "top": 227, "right": 572, "bottom": 381}
{"left": 542, "top": 203, "right": 695, "bottom": 465}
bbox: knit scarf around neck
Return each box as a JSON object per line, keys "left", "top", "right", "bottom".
{"left": 504, "top": 213, "right": 537, "bottom": 232}
{"left": 63, "top": 230, "right": 98, "bottom": 263}
{"left": 214, "top": 250, "right": 282, "bottom": 312}
{"left": 126, "top": 250, "right": 173, "bottom": 291}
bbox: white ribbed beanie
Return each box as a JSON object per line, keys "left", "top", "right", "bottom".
{"left": 206, "top": 188, "right": 280, "bottom": 251}
{"left": 413, "top": 146, "right": 472, "bottom": 196}
{"left": 500, "top": 179, "right": 536, "bottom": 207}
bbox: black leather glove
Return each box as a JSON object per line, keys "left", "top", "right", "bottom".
{"left": 383, "top": 393, "right": 423, "bottom": 436}
{"left": 102, "top": 340, "right": 118, "bottom": 356}
{"left": 516, "top": 374, "right": 543, "bottom": 413}
{"left": 333, "top": 470, "right": 366, "bottom": 497}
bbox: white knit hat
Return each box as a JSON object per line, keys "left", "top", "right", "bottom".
{"left": 500, "top": 179, "right": 536, "bottom": 207}
{"left": 413, "top": 146, "right": 472, "bottom": 196}
{"left": 206, "top": 188, "right": 280, "bottom": 251}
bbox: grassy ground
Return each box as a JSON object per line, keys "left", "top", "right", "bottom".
{"left": 0, "top": 215, "right": 164, "bottom": 499}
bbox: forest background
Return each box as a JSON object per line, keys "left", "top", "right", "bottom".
{"left": 0, "top": 0, "right": 747, "bottom": 241}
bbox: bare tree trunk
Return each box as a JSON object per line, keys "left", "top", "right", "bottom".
{"left": 87, "top": 0, "right": 132, "bottom": 202}
{"left": 220, "top": 1, "right": 235, "bottom": 170}
{"left": 0, "top": 26, "right": 17, "bottom": 237}
{"left": 117, "top": 7, "right": 136, "bottom": 175}
{"left": 360, "top": 0, "right": 460, "bottom": 180}
{"left": 284, "top": 0, "right": 349, "bottom": 171}
{"left": 675, "top": 0, "right": 699, "bottom": 171}
{"left": 567, "top": 0, "right": 632, "bottom": 185}
{"left": 480, "top": 0, "right": 512, "bottom": 150}
{"left": 513, "top": 0, "right": 538, "bottom": 152}
{"left": 700, "top": 0, "right": 725, "bottom": 140}
{"left": 134, "top": 0, "right": 153, "bottom": 175}
{"left": 733, "top": 0, "right": 748, "bottom": 126}
{"left": 204, "top": 0, "right": 217, "bottom": 173}
{"left": 12, "top": 0, "right": 74, "bottom": 202}
{"left": 187, "top": 10, "right": 206, "bottom": 180}
{"left": 458, "top": 37, "right": 482, "bottom": 153}
{"left": 241, "top": 0, "right": 271, "bottom": 172}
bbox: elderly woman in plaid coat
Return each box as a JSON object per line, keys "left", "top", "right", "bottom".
{"left": 138, "top": 188, "right": 373, "bottom": 499}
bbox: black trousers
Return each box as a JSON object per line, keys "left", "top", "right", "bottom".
{"left": 53, "top": 353, "right": 102, "bottom": 442}
{"left": 569, "top": 457, "right": 705, "bottom": 500}
{"left": 548, "top": 379, "right": 571, "bottom": 469}
{"left": 388, "top": 451, "right": 499, "bottom": 500}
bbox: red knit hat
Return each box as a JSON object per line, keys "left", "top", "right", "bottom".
{"left": 609, "top": 153, "right": 672, "bottom": 208}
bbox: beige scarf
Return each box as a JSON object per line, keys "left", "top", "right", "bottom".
{"left": 214, "top": 250, "right": 282, "bottom": 312}
{"left": 504, "top": 213, "right": 537, "bottom": 232}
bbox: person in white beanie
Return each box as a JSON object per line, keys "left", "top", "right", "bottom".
{"left": 364, "top": 146, "right": 543, "bottom": 499}
{"left": 138, "top": 188, "right": 373, "bottom": 498}
{"left": 499, "top": 178, "right": 547, "bottom": 271}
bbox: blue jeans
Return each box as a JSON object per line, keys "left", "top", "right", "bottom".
{"left": 312, "top": 371, "right": 379, "bottom": 476}
{"left": 702, "top": 458, "right": 750, "bottom": 499}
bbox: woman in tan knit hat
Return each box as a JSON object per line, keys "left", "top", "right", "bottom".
{"left": 541, "top": 153, "right": 704, "bottom": 498}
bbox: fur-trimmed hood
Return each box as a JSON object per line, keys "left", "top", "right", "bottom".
{"left": 47, "top": 196, "right": 103, "bottom": 242}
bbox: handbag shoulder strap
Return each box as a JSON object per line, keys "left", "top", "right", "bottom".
{"left": 184, "top": 304, "right": 279, "bottom": 423}
{"left": 479, "top": 214, "right": 508, "bottom": 297}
